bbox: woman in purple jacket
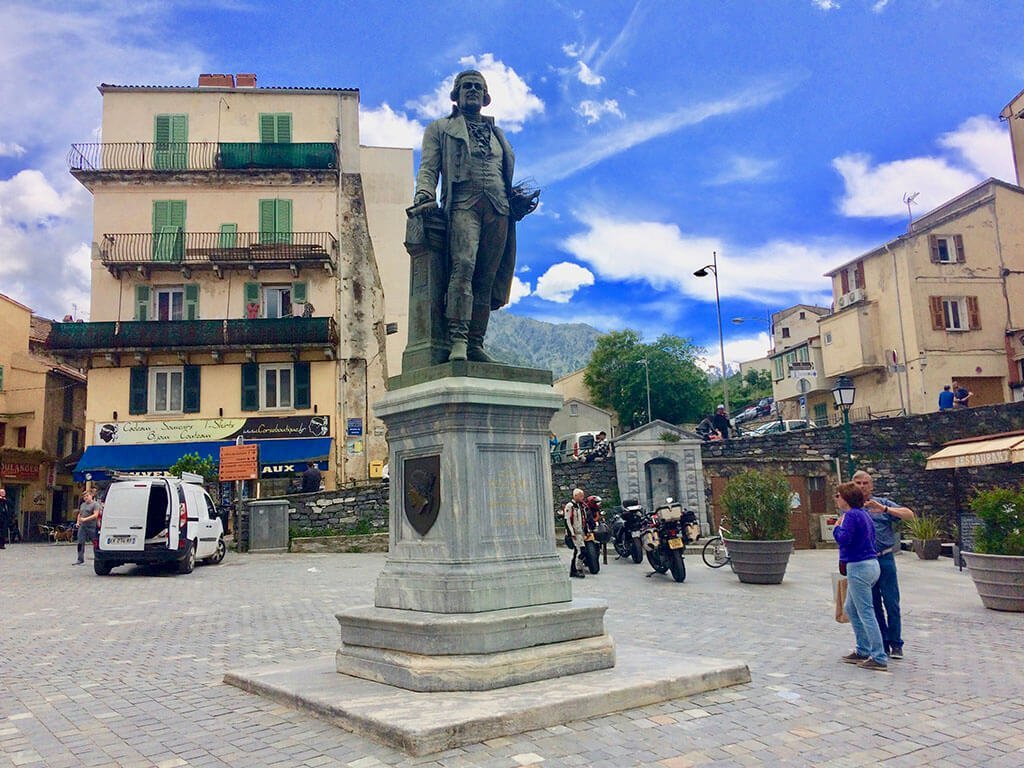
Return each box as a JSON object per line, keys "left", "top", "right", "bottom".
{"left": 833, "top": 482, "right": 888, "bottom": 671}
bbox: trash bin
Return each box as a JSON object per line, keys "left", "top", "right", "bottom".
{"left": 248, "top": 499, "right": 289, "bottom": 553}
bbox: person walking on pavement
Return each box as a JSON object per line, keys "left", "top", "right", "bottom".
{"left": 833, "top": 482, "right": 888, "bottom": 672}
{"left": 852, "top": 470, "right": 915, "bottom": 659}
{"left": 0, "top": 487, "right": 11, "bottom": 549}
{"left": 74, "top": 490, "right": 102, "bottom": 565}
{"left": 938, "top": 385, "right": 955, "bottom": 411}
{"left": 563, "top": 488, "right": 587, "bottom": 578}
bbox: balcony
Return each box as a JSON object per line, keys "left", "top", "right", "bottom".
{"left": 820, "top": 304, "right": 883, "bottom": 377}
{"left": 98, "top": 231, "right": 337, "bottom": 277}
{"left": 68, "top": 142, "right": 337, "bottom": 172}
{"left": 46, "top": 317, "right": 338, "bottom": 357}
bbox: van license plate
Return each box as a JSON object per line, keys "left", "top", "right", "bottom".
{"left": 668, "top": 537, "right": 683, "bottom": 549}
{"left": 107, "top": 535, "right": 135, "bottom": 545}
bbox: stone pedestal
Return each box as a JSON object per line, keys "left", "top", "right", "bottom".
{"left": 334, "top": 374, "right": 615, "bottom": 691}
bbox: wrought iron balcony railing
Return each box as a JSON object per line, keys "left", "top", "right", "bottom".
{"left": 46, "top": 317, "right": 338, "bottom": 354}
{"left": 98, "top": 231, "right": 337, "bottom": 272}
{"left": 68, "top": 142, "right": 337, "bottom": 172}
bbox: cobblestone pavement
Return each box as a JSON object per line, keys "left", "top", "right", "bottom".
{"left": 2, "top": 543, "right": 1022, "bottom": 767}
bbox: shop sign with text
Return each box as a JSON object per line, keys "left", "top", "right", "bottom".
{"left": 95, "top": 416, "right": 330, "bottom": 446}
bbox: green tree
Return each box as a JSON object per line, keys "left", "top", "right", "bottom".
{"left": 168, "top": 452, "right": 217, "bottom": 483}
{"left": 708, "top": 368, "right": 773, "bottom": 415}
{"left": 584, "top": 330, "right": 711, "bottom": 430}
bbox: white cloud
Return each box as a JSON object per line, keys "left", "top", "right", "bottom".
{"left": 938, "top": 115, "right": 1013, "bottom": 178}
{"left": 507, "top": 275, "right": 532, "bottom": 305}
{"left": 812, "top": 0, "right": 840, "bottom": 9}
{"left": 575, "top": 99, "right": 624, "bottom": 125}
{"left": 359, "top": 103, "right": 423, "bottom": 148}
{"left": 0, "top": 141, "right": 26, "bottom": 157}
{"left": 834, "top": 115, "right": 1013, "bottom": 219}
{"left": 408, "top": 53, "right": 544, "bottom": 133}
{"left": 871, "top": 0, "right": 891, "bottom": 11}
{"left": 724, "top": 333, "right": 773, "bottom": 367}
{"left": 704, "top": 155, "right": 779, "bottom": 186}
{"left": 562, "top": 43, "right": 583, "bottom": 58}
{"left": 577, "top": 61, "right": 604, "bottom": 87}
{"left": 524, "top": 79, "right": 792, "bottom": 183}
{"left": 534, "top": 262, "right": 595, "bottom": 303}
{"left": 562, "top": 209, "right": 857, "bottom": 302}
{"left": 0, "top": 169, "right": 74, "bottom": 223}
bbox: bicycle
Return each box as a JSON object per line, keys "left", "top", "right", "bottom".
{"left": 701, "top": 523, "right": 732, "bottom": 568}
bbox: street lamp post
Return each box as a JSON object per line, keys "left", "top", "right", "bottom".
{"left": 832, "top": 376, "right": 857, "bottom": 479}
{"left": 694, "top": 251, "right": 729, "bottom": 419}
{"left": 637, "top": 357, "right": 652, "bottom": 424}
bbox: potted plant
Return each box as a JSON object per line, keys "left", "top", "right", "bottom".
{"left": 962, "top": 486, "right": 1024, "bottom": 612}
{"left": 720, "top": 469, "right": 795, "bottom": 584}
{"left": 903, "top": 514, "right": 943, "bottom": 560}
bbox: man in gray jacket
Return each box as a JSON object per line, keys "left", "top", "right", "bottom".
{"left": 413, "top": 70, "right": 518, "bottom": 363}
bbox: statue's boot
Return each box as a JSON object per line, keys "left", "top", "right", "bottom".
{"left": 467, "top": 304, "right": 495, "bottom": 363}
{"left": 448, "top": 320, "right": 469, "bottom": 362}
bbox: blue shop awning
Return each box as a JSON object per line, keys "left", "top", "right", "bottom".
{"left": 73, "top": 437, "right": 333, "bottom": 482}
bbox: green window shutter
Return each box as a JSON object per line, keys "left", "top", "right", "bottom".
{"left": 291, "top": 281, "right": 308, "bottom": 305}
{"left": 241, "top": 363, "right": 259, "bottom": 411}
{"left": 277, "top": 199, "right": 292, "bottom": 244}
{"left": 277, "top": 114, "right": 292, "bottom": 143}
{"left": 259, "top": 113, "right": 276, "bottom": 143}
{"left": 152, "top": 200, "right": 186, "bottom": 260}
{"left": 219, "top": 223, "right": 237, "bottom": 248}
{"left": 244, "top": 281, "right": 261, "bottom": 317}
{"left": 135, "top": 285, "right": 151, "bottom": 321}
{"left": 184, "top": 283, "right": 199, "bottom": 320}
{"left": 154, "top": 114, "right": 188, "bottom": 169}
{"left": 183, "top": 365, "right": 201, "bottom": 413}
{"left": 259, "top": 199, "right": 276, "bottom": 243}
{"left": 129, "top": 367, "right": 148, "bottom": 414}
{"left": 293, "top": 361, "right": 310, "bottom": 409}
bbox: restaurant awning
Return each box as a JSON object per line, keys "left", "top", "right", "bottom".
{"left": 73, "top": 437, "right": 333, "bottom": 482}
{"left": 925, "top": 431, "right": 1024, "bottom": 470}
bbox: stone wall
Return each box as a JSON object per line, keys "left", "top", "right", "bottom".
{"left": 701, "top": 402, "right": 1024, "bottom": 550}
{"left": 238, "top": 481, "right": 389, "bottom": 549}
{"left": 550, "top": 457, "right": 619, "bottom": 512}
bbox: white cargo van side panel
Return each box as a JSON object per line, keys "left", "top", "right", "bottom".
{"left": 99, "top": 483, "right": 152, "bottom": 552}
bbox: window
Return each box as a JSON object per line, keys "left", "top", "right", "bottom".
{"left": 824, "top": 332, "right": 832, "bottom": 345}
{"left": 258, "top": 199, "right": 292, "bottom": 244}
{"left": 930, "top": 296, "right": 980, "bottom": 331}
{"left": 63, "top": 387, "right": 74, "bottom": 423}
{"left": 154, "top": 114, "right": 188, "bottom": 169}
{"left": 241, "top": 362, "right": 310, "bottom": 411}
{"left": 261, "top": 364, "right": 293, "bottom": 410}
{"left": 17, "top": 426, "right": 27, "bottom": 447}
{"left": 773, "top": 357, "right": 784, "bottom": 380}
{"left": 797, "top": 346, "right": 810, "bottom": 363}
{"left": 0, "top": 422, "right": 5, "bottom": 445}
{"left": 798, "top": 311, "right": 806, "bottom": 320}
{"left": 259, "top": 113, "right": 292, "bottom": 143}
{"left": 569, "top": 403, "right": 579, "bottom": 417}
{"left": 150, "top": 367, "right": 184, "bottom": 413}
{"left": 929, "top": 234, "right": 965, "bottom": 264}
{"left": 152, "top": 200, "right": 186, "bottom": 262}
{"left": 0, "top": 365, "right": 4, "bottom": 390}
{"left": 263, "top": 286, "right": 292, "bottom": 319}
{"left": 219, "top": 223, "right": 237, "bottom": 248}
{"left": 57, "top": 427, "right": 66, "bottom": 456}
{"left": 781, "top": 327, "right": 790, "bottom": 339}
{"left": 813, "top": 403, "right": 828, "bottom": 424}
{"left": 808, "top": 476, "right": 826, "bottom": 492}
{"left": 155, "top": 287, "right": 184, "bottom": 321}
{"left": 71, "top": 430, "right": 79, "bottom": 454}
{"left": 136, "top": 284, "right": 199, "bottom": 321}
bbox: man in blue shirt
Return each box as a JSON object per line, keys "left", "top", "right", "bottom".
{"left": 938, "top": 385, "right": 954, "bottom": 411}
{"left": 853, "top": 470, "right": 915, "bottom": 659}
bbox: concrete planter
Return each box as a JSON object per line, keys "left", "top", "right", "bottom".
{"left": 912, "top": 538, "right": 942, "bottom": 560}
{"left": 962, "top": 551, "right": 1024, "bottom": 612}
{"left": 723, "top": 538, "right": 795, "bottom": 584}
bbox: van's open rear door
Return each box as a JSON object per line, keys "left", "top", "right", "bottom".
{"left": 99, "top": 483, "right": 151, "bottom": 552}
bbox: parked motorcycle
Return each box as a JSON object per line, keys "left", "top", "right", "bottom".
{"left": 611, "top": 499, "right": 648, "bottom": 564}
{"left": 640, "top": 498, "right": 700, "bottom": 583}
{"left": 580, "top": 495, "right": 611, "bottom": 574}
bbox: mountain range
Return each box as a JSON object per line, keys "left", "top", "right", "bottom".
{"left": 484, "top": 312, "right": 602, "bottom": 378}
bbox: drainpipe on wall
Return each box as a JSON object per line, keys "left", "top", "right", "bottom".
{"left": 885, "top": 242, "right": 913, "bottom": 415}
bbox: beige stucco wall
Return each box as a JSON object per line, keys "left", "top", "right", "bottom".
{"left": 773, "top": 307, "right": 825, "bottom": 351}
{"left": 0, "top": 296, "right": 49, "bottom": 449}
{"left": 361, "top": 145, "right": 413, "bottom": 376}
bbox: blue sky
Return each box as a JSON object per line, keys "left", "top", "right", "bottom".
{"left": 0, "top": 0, "right": 1021, "bottom": 369}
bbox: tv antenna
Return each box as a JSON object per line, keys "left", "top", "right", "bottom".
{"left": 903, "top": 192, "right": 919, "bottom": 233}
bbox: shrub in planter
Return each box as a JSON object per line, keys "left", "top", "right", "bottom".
{"left": 720, "top": 470, "right": 795, "bottom": 584}
{"left": 903, "top": 515, "right": 943, "bottom": 560}
{"left": 962, "top": 486, "right": 1024, "bottom": 612}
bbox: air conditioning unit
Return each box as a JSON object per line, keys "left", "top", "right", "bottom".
{"left": 847, "top": 287, "right": 866, "bottom": 304}
{"left": 837, "top": 294, "right": 849, "bottom": 309}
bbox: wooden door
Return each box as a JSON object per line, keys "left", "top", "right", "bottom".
{"left": 955, "top": 376, "right": 1004, "bottom": 407}
{"left": 786, "top": 476, "right": 812, "bottom": 550}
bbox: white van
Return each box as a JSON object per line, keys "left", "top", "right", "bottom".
{"left": 551, "top": 431, "right": 601, "bottom": 463}
{"left": 93, "top": 474, "right": 226, "bottom": 575}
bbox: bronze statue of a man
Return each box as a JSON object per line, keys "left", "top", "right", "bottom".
{"left": 413, "top": 70, "right": 519, "bottom": 363}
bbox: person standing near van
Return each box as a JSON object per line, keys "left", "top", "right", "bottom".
{"left": 74, "top": 490, "right": 102, "bottom": 565}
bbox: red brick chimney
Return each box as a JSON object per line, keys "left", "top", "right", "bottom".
{"left": 198, "top": 73, "right": 235, "bottom": 88}
{"left": 236, "top": 73, "right": 257, "bottom": 88}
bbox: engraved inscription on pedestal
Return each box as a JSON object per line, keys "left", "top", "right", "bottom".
{"left": 404, "top": 455, "right": 441, "bottom": 536}
{"left": 480, "top": 446, "right": 544, "bottom": 543}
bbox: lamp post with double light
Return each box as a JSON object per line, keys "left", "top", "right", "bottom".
{"left": 832, "top": 375, "right": 856, "bottom": 479}
{"left": 694, "top": 251, "right": 729, "bottom": 419}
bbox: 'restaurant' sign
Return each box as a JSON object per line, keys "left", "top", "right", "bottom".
{"left": 219, "top": 445, "right": 259, "bottom": 481}
{"left": 95, "top": 416, "right": 330, "bottom": 445}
